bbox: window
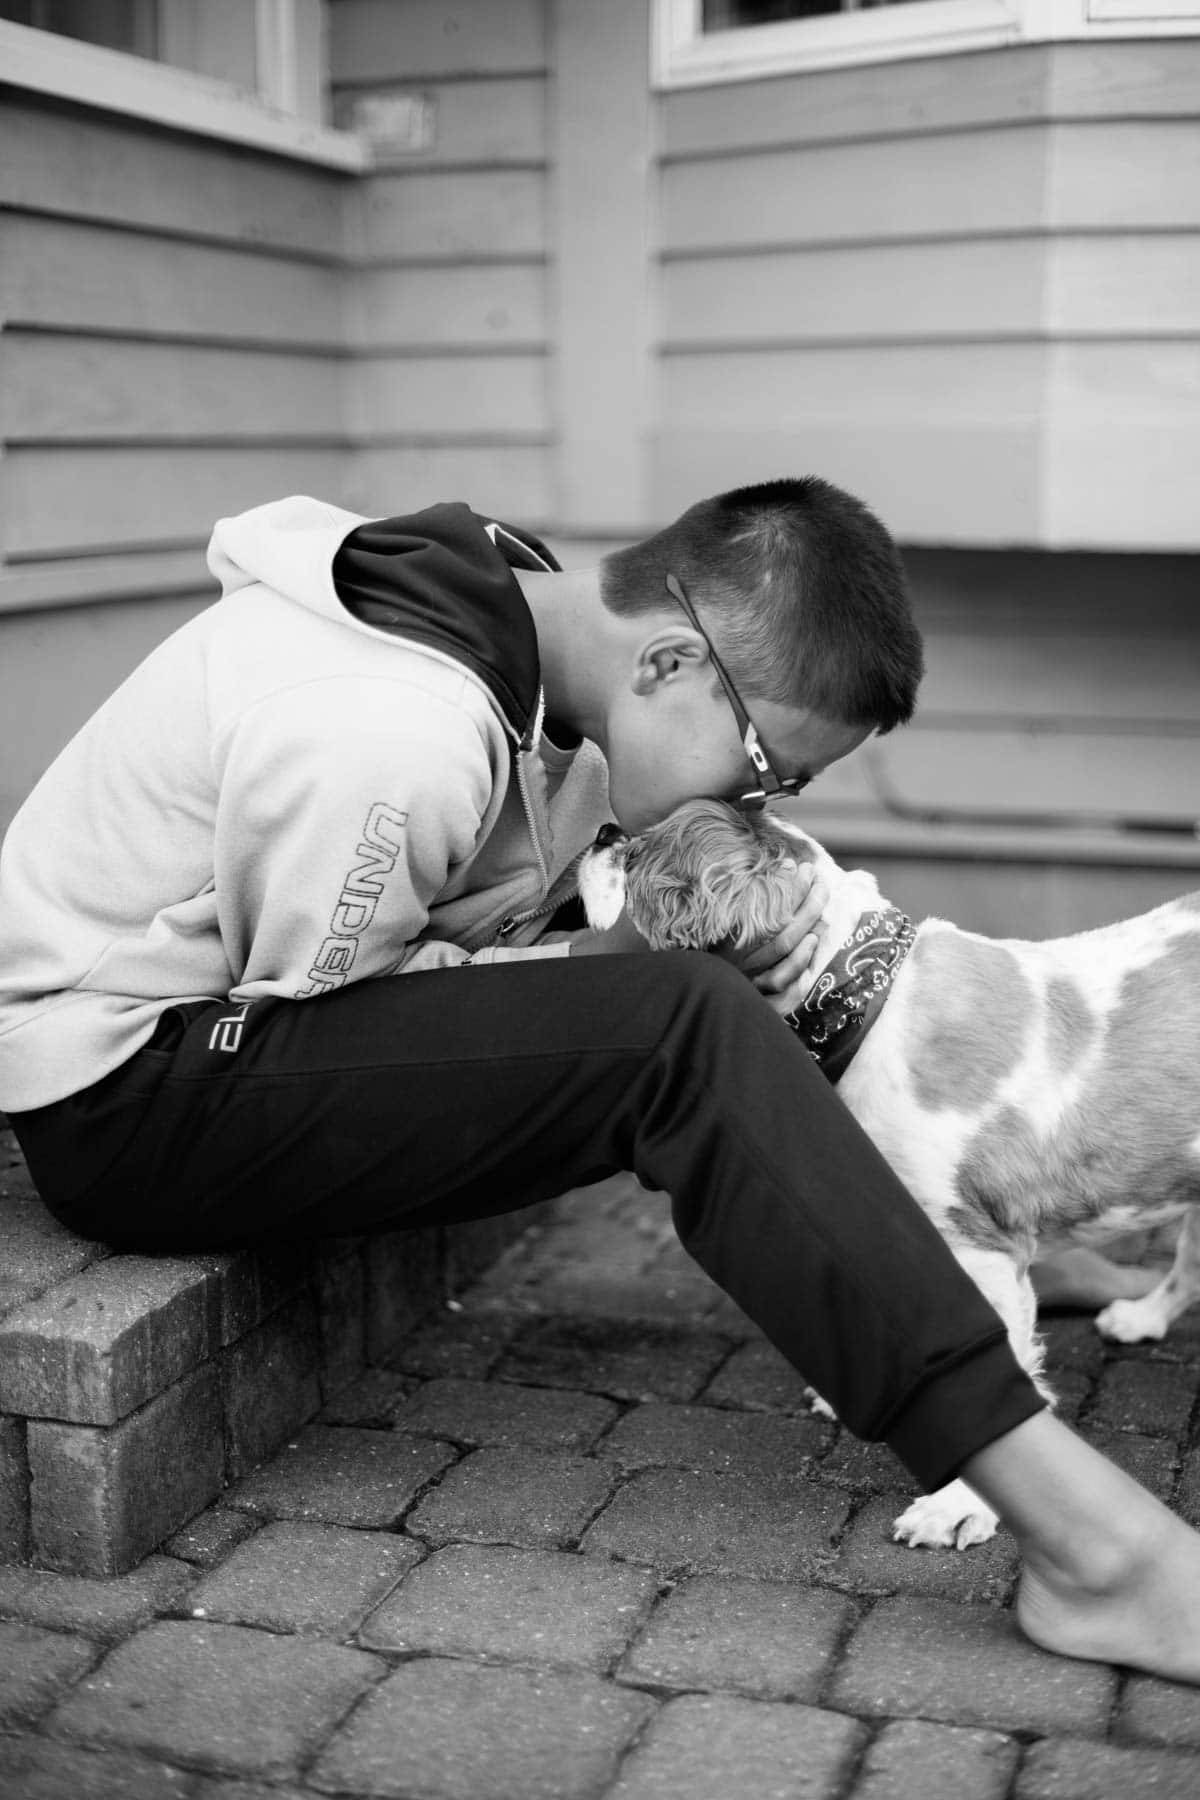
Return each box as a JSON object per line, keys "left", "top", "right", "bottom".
{"left": 0, "top": 0, "right": 367, "bottom": 169}
{"left": 654, "top": 0, "right": 1200, "bottom": 85}
{"left": 0, "top": 1, "right": 158, "bottom": 58}
{"left": 703, "top": 2, "right": 924, "bottom": 25}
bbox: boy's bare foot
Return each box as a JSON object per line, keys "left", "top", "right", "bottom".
{"left": 1015, "top": 1508, "right": 1200, "bottom": 1682}
{"left": 1029, "top": 1246, "right": 1160, "bottom": 1312}
{"left": 963, "top": 1412, "right": 1200, "bottom": 1682}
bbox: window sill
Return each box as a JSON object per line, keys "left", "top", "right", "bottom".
{"left": 0, "top": 19, "right": 370, "bottom": 171}
{"left": 653, "top": 0, "right": 1200, "bottom": 89}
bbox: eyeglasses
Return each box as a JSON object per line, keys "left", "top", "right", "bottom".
{"left": 665, "top": 572, "right": 810, "bottom": 812}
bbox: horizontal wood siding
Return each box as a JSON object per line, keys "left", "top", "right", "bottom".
{"left": 3, "top": 335, "right": 342, "bottom": 442}
{"left": 663, "top": 237, "right": 1047, "bottom": 342}
{"left": 650, "top": 31, "right": 1200, "bottom": 877}
{"left": 796, "top": 547, "right": 1200, "bottom": 862}
{"left": 654, "top": 39, "right": 1200, "bottom": 551}
{"left": 651, "top": 422, "right": 1043, "bottom": 543}
{"left": 0, "top": 96, "right": 346, "bottom": 252}
{"left": 1042, "top": 112, "right": 1200, "bottom": 547}
{"left": 330, "top": 0, "right": 547, "bottom": 81}
{"left": 334, "top": 75, "right": 546, "bottom": 165}
{"left": 0, "top": 213, "right": 345, "bottom": 345}
{"left": 351, "top": 169, "right": 546, "bottom": 260}
{"left": 661, "top": 128, "right": 1049, "bottom": 252}
{"left": 353, "top": 263, "right": 545, "bottom": 348}
{"left": 0, "top": 93, "right": 353, "bottom": 831}
{"left": 332, "top": 0, "right": 553, "bottom": 526}
{"left": 0, "top": 102, "right": 352, "bottom": 560}
{"left": 659, "top": 37, "right": 1200, "bottom": 155}
{"left": 348, "top": 353, "right": 547, "bottom": 438}
{"left": 661, "top": 344, "right": 1047, "bottom": 424}
{"left": 350, "top": 444, "right": 552, "bottom": 524}
{"left": 4, "top": 448, "right": 349, "bottom": 560}
{"left": 1046, "top": 236, "right": 1200, "bottom": 336}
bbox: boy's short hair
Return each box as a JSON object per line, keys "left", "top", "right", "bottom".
{"left": 599, "top": 476, "right": 923, "bottom": 732}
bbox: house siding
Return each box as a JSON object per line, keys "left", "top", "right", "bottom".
{"left": 1, "top": 7, "right": 1196, "bottom": 926}
{"left": 647, "top": 32, "right": 1200, "bottom": 903}
{"left": 0, "top": 91, "right": 352, "bottom": 830}
{"left": 652, "top": 39, "right": 1200, "bottom": 551}
{"left": 330, "top": 0, "right": 554, "bottom": 526}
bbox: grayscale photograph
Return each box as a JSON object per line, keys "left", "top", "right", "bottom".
{"left": 1, "top": 3, "right": 1199, "bottom": 1796}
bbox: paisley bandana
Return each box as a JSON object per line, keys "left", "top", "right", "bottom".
{"left": 784, "top": 905, "right": 917, "bottom": 1084}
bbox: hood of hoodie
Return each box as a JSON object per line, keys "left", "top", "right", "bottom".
{"left": 207, "top": 495, "right": 560, "bottom": 750}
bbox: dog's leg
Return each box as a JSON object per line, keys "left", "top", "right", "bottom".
{"left": 893, "top": 1247, "right": 1048, "bottom": 1552}
{"left": 1030, "top": 1246, "right": 1160, "bottom": 1312}
{"left": 1096, "top": 1206, "right": 1200, "bottom": 1343}
{"left": 803, "top": 1387, "right": 838, "bottom": 1422}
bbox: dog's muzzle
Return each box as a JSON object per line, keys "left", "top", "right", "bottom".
{"left": 578, "top": 823, "right": 631, "bottom": 932}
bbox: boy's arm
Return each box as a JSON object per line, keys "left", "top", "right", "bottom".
{"left": 720, "top": 862, "right": 828, "bottom": 1014}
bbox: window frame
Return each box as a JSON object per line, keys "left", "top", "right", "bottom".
{"left": 652, "top": 0, "right": 1200, "bottom": 88}
{"left": 0, "top": 1, "right": 369, "bottom": 170}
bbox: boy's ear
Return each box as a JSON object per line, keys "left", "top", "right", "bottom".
{"left": 631, "top": 628, "right": 708, "bottom": 696}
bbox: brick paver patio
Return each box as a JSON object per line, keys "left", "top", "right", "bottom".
{"left": 2, "top": 1160, "right": 1199, "bottom": 1799}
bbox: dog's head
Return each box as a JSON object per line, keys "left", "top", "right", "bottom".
{"left": 578, "top": 798, "right": 815, "bottom": 952}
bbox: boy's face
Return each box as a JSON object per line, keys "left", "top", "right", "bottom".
{"left": 603, "top": 670, "right": 871, "bottom": 833}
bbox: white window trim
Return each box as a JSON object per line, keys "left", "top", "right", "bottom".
{"left": 653, "top": 0, "right": 1200, "bottom": 87}
{"left": 0, "top": 10, "right": 370, "bottom": 170}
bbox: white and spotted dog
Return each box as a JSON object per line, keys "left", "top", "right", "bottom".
{"left": 579, "top": 798, "right": 1200, "bottom": 1550}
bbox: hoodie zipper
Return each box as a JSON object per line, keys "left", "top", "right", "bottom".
{"left": 497, "top": 692, "right": 553, "bottom": 934}
{"left": 477, "top": 846, "right": 586, "bottom": 951}
{"left": 493, "top": 895, "right": 560, "bottom": 942}
{"left": 461, "top": 719, "right": 560, "bottom": 952}
{"left": 514, "top": 747, "right": 550, "bottom": 893}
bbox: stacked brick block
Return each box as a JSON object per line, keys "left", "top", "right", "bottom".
{"left": 0, "top": 1121, "right": 540, "bottom": 1575}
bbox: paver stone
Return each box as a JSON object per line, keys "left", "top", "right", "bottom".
{"left": 310, "top": 1656, "right": 654, "bottom": 1800}
{"left": 48, "top": 1619, "right": 384, "bottom": 1780}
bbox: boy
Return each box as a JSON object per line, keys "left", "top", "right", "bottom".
{"left": 1, "top": 477, "right": 1197, "bottom": 1679}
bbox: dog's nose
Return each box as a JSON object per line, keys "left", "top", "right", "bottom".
{"left": 594, "top": 822, "right": 627, "bottom": 849}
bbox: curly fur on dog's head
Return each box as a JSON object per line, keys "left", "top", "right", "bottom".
{"left": 620, "top": 799, "right": 810, "bottom": 952}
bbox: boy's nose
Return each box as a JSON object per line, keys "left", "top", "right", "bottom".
{"left": 594, "top": 822, "right": 627, "bottom": 848}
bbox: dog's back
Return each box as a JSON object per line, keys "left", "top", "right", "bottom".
{"left": 840, "top": 892, "right": 1200, "bottom": 1250}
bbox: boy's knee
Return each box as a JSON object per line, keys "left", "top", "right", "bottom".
{"left": 641, "top": 946, "right": 768, "bottom": 1023}
{"left": 572, "top": 949, "right": 781, "bottom": 1066}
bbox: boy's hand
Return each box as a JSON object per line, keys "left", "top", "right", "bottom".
{"left": 569, "top": 912, "right": 650, "bottom": 957}
{"left": 722, "top": 862, "right": 829, "bottom": 1018}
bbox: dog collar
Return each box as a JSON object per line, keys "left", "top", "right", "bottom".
{"left": 784, "top": 904, "right": 916, "bottom": 1084}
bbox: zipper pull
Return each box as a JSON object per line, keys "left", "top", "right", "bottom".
{"left": 496, "top": 916, "right": 518, "bottom": 940}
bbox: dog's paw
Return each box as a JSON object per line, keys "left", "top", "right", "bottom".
{"left": 1095, "top": 1294, "right": 1169, "bottom": 1343}
{"left": 892, "top": 1481, "right": 999, "bottom": 1551}
{"left": 803, "top": 1387, "right": 838, "bottom": 1423}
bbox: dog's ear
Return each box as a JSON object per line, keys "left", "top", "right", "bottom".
{"left": 627, "top": 859, "right": 712, "bottom": 949}
{"left": 754, "top": 811, "right": 818, "bottom": 869}
{"left": 703, "top": 850, "right": 801, "bottom": 952}
{"left": 717, "top": 811, "right": 810, "bottom": 950}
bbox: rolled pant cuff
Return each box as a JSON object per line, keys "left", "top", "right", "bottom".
{"left": 882, "top": 1333, "right": 1048, "bottom": 1493}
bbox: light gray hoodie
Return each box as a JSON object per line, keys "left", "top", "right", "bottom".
{"left": 0, "top": 495, "right": 610, "bottom": 1110}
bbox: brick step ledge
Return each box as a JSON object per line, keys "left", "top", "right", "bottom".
{"left": 0, "top": 1123, "right": 540, "bottom": 1576}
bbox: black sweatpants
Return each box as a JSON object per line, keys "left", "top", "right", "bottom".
{"left": 10, "top": 951, "right": 1044, "bottom": 1491}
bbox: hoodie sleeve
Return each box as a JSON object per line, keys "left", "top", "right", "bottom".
{"left": 213, "top": 674, "right": 499, "bottom": 1001}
